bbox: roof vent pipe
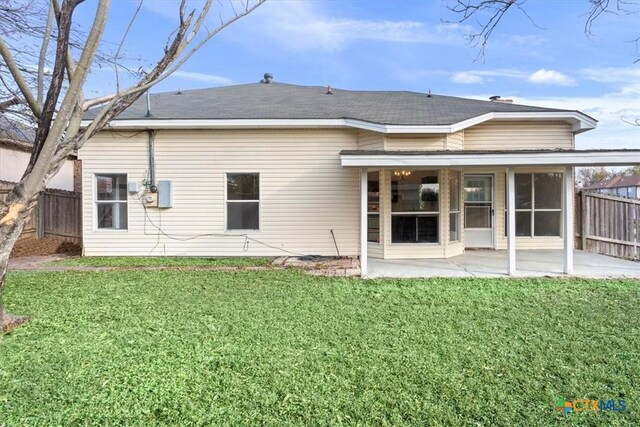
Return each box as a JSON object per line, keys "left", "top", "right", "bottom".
{"left": 489, "top": 95, "right": 513, "bottom": 104}
{"left": 260, "top": 73, "right": 273, "bottom": 84}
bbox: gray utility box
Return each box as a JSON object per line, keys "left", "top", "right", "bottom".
{"left": 157, "top": 180, "right": 173, "bottom": 208}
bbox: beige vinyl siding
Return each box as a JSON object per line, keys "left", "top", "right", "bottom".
{"left": 357, "top": 130, "right": 385, "bottom": 150}
{"left": 464, "top": 121, "right": 573, "bottom": 150}
{"left": 445, "top": 131, "right": 464, "bottom": 150}
{"left": 368, "top": 242, "right": 383, "bottom": 258}
{"left": 80, "top": 129, "right": 360, "bottom": 257}
{"left": 384, "top": 134, "right": 446, "bottom": 151}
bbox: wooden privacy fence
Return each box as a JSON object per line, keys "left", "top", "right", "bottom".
{"left": 0, "top": 181, "right": 82, "bottom": 244}
{"left": 575, "top": 191, "right": 640, "bottom": 260}
{"left": 38, "top": 190, "right": 82, "bottom": 243}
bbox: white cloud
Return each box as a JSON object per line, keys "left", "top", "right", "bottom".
{"left": 528, "top": 69, "right": 576, "bottom": 86}
{"left": 222, "top": 1, "right": 472, "bottom": 52}
{"left": 144, "top": 0, "right": 470, "bottom": 52}
{"left": 451, "top": 72, "right": 484, "bottom": 84}
{"left": 447, "top": 69, "right": 527, "bottom": 84}
{"left": 171, "top": 71, "right": 233, "bottom": 85}
{"left": 579, "top": 66, "right": 640, "bottom": 84}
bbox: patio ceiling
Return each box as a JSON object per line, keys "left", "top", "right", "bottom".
{"left": 341, "top": 149, "right": 640, "bottom": 168}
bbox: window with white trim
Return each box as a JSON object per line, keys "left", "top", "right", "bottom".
{"left": 226, "top": 173, "right": 259, "bottom": 230}
{"left": 505, "top": 172, "right": 562, "bottom": 237}
{"left": 95, "top": 174, "right": 128, "bottom": 230}
{"left": 391, "top": 170, "right": 439, "bottom": 243}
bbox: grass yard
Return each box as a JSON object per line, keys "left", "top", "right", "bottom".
{"left": 1, "top": 270, "right": 638, "bottom": 426}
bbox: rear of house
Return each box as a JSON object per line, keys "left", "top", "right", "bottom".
{"left": 584, "top": 175, "right": 640, "bottom": 199}
{"left": 79, "top": 78, "right": 640, "bottom": 274}
{"left": 0, "top": 115, "right": 78, "bottom": 192}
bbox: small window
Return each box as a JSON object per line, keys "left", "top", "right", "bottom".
{"left": 95, "top": 174, "right": 128, "bottom": 230}
{"left": 227, "top": 173, "right": 259, "bottom": 230}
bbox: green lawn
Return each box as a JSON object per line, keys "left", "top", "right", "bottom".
{"left": 1, "top": 270, "right": 638, "bottom": 426}
{"left": 53, "top": 256, "right": 273, "bottom": 268}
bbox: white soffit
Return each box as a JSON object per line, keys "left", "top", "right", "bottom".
{"left": 80, "top": 111, "right": 596, "bottom": 134}
{"left": 340, "top": 150, "right": 640, "bottom": 168}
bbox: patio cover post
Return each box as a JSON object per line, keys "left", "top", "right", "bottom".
{"left": 506, "top": 167, "right": 516, "bottom": 275}
{"left": 564, "top": 166, "right": 574, "bottom": 274}
{"left": 360, "top": 169, "right": 368, "bottom": 277}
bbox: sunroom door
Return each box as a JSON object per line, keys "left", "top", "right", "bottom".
{"left": 464, "top": 175, "right": 494, "bottom": 248}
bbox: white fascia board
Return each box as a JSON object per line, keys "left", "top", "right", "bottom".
{"left": 448, "top": 112, "right": 597, "bottom": 133}
{"left": 79, "top": 118, "right": 349, "bottom": 129}
{"left": 489, "top": 111, "right": 597, "bottom": 134}
{"left": 80, "top": 111, "right": 596, "bottom": 134}
{"left": 341, "top": 151, "right": 640, "bottom": 168}
{"left": 343, "top": 119, "right": 452, "bottom": 134}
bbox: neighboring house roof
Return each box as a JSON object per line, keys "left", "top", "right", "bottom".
{"left": 83, "top": 82, "right": 597, "bottom": 133}
{"left": 585, "top": 175, "right": 640, "bottom": 190}
{"left": 0, "top": 114, "right": 35, "bottom": 152}
{"left": 0, "top": 114, "right": 78, "bottom": 159}
{"left": 0, "top": 114, "right": 35, "bottom": 142}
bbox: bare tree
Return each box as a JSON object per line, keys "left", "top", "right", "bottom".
{"left": 0, "top": 0, "right": 266, "bottom": 330}
{"left": 577, "top": 167, "right": 614, "bottom": 188}
{"left": 447, "top": 0, "right": 640, "bottom": 61}
{"left": 448, "top": 0, "right": 640, "bottom": 135}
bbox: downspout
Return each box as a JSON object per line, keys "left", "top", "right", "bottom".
{"left": 147, "top": 129, "right": 157, "bottom": 193}
{"left": 146, "top": 92, "right": 157, "bottom": 193}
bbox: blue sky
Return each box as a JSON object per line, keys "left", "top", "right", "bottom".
{"left": 80, "top": 0, "right": 640, "bottom": 148}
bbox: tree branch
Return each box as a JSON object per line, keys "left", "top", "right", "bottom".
{"left": 446, "top": 0, "right": 519, "bottom": 60}
{"left": 0, "top": 37, "right": 41, "bottom": 117}
{"left": 0, "top": 96, "right": 21, "bottom": 111}
{"left": 37, "top": 1, "right": 55, "bottom": 107}
{"left": 26, "top": 0, "right": 110, "bottom": 188}
{"left": 29, "top": 0, "right": 79, "bottom": 170}
{"left": 114, "top": 0, "right": 144, "bottom": 94}
{"left": 81, "top": 0, "right": 265, "bottom": 133}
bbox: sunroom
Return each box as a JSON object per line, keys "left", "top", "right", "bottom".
{"left": 341, "top": 149, "right": 640, "bottom": 276}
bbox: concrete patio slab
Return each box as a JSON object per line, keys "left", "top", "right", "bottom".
{"left": 367, "top": 250, "right": 640, "bottom": 279}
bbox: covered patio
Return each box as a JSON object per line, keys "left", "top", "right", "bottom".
{"left": 341, "top": 148, "right": 640, "bottom": 277}
{"left": 368, "top": 249, "right": 640, "bottom": 278}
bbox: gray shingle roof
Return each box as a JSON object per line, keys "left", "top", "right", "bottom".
{"left": 585, "top": 175, "right": 640, "bottom": 190}
{"left": 0, "top": 114, "right": 35, "bottom": 143}
{"left": 84, "top": 82, "right": 585, "bottom": 126}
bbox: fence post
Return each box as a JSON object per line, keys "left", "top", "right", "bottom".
{"left": 580, "top": 191, "right": 587, "bottom": 252}
{"left": 36, "top": 198, "right": 45, "bottom": 239}
{"left": 634, "top": 203, "right": 639, "bottom": 260}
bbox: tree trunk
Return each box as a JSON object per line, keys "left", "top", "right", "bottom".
{"left": 0, "top": 184, "right": 42, "bottom": 331}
